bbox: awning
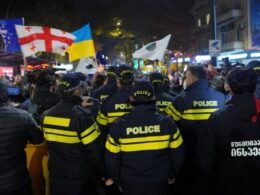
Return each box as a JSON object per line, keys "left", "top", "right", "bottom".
{"left": 0, "top": 51, "right": 49, "bottom": 65}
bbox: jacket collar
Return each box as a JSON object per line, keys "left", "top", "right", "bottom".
{"left": 185, "top": 79, "right": 209, "bottom": 91}
{"left": 61, "top": 95, "right": 82, "bottom": 105}
{"left": 132, "top": 103, "right": 156, "bottom": 112}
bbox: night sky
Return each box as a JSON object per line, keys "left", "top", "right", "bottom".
{"left": 1, "top": 0, "right": 195, "bottom": 58}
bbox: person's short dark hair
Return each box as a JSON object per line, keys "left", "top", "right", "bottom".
{"left": 248, "top": 60, "right": 260, "bottom": 74}
{"left": 131, "top": 81, "right": 154, "bottom": 103}
{"left": 149, "top": 72, "right": 163, "bottom": 86}
{"left": 0, "top": 81, "right": 8, "bottom": 103}
{"left": 226, "top": 67, "right": 257, "bottom": 94}
{"left": 187, "top": 65, "right": 207, "bottom": 80}
{"left": 93, "top": 73, "right": 106, "bottom": 88}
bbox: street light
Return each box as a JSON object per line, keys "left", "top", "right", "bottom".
{"left": 211, "top": 0, "right": 217, "bottom": 66}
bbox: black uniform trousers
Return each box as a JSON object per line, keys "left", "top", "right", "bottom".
{"left": 50, "top": 176, "right": 96, "bottom": 195}
{"left": 0, "top": 178, "right": 33, "bottom": 195}
{"left": 121, "top": 180, "right": 170, "bottom": 195}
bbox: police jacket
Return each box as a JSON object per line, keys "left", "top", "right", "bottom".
{"left": 0, "top": 103, "right": 43, "bottom": 191}
{"left": 96, "top": 86, "right": 133, "bottom": 135}
{"left": 165, "top": 79, "right": 225, "bottom": 156}
{"left": 91, "top": 83, "right": 118, "bottom": 102}
{"left": 197, "top": 93, "right": 260, "bottom": 195}
{"left": 105, "top": 103, "right": 185, "bottom": 185}
{"left": 41, "top": 95, "right": 105, "bottom": 181}
{"left": 154, "top": 87, "right": 176, "bottom": 112}
{"left": 89, "top": 83, "right": 117, "bottom": 118}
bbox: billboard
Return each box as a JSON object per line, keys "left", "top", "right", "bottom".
{"left": 251, "top": 0, "right": 260, "bottom": 50}
{"left": 0, "top": 66, "right": 13, "bottom": 78}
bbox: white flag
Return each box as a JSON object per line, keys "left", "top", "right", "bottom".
{"left": 133, "top": 34, "right": 171, "bottom": 61}
{"left": 15, "top": 25, "right": 76, "bottom": 57}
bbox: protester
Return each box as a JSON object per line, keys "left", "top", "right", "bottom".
{"left": 197, "top": 67, "right": 260, "bottom": 195}
{"left": 0, "top": 81, "right": 43, "bottom": 195}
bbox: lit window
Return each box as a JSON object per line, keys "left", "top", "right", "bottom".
{"left": 198, "top": 19, "right": 201, "bottom": 27}
{"left": 206, "top": 14, "right": 210, "bottom": 25}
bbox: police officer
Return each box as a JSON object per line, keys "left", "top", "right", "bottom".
{"left": 96, "top": 65, "right": 134, "bottom": 136}
{"left": 197, "top": 67, "right": 260, "bottom": 195}
{"left": 149, "top": 72, "right": 175, "bottom": 112}
{"left": 105, "top": 81, "right": 185, "bottom": 195}
{"left": 165, "top": 65, "right": 225, "bottom": 194}
{"left": 41, "top": 73, "right": 107, "bottom": 195}
{"left": 91, "top": 66, "right": 118, "bottom": 102}
{"left": 0, "top": 81, "right": 43, "bottom": 195}
{"left": 162, "top": 74, "right": 177, "bottom": 97}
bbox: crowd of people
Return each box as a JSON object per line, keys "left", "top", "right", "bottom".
{"left": 0, "top": 60, "right": 260, "bottom": 195}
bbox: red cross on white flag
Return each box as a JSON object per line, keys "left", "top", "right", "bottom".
{"left": 15, "top": 25, "right": 76, "bottom": 57}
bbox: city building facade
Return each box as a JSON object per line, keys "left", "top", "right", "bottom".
{"left": 191, "top": 0, "right": 260, "bottom": 65}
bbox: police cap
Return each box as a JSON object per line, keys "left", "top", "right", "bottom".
{"left": 149, "top": 72, "right": 164, "bottom": 85}
{"left": 131, "top": 81, "right": 154, "bottom": 102}
{"left": 58, "top": 73, "right": 82, "bottom": 93}
{"left": 248, "top": 60, "right": 260, "bottom": 74}
{"left": 116, "top": 65, "right": 133, "bottom": 80}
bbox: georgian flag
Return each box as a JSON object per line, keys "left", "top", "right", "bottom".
{"left": 15, "top": 25, "right": 76, "bottom": 57}
{"left": 133, "top": 34, "right": 171, "bottom": 61}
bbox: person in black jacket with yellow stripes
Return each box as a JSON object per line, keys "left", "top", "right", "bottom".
{"left": 165, "top": 65, "right": 225, "bottom": 194}
{"left": 105, "top": 81, "right": 185, "bottom": 195}
{"left": 149, "top": 72, "right": 176, "bottom": 112}
{"left": 41, "top": 73, "right": 108, "bottom": 195}
{"left": 96, "top": 65, "right": 134, "bottom": 137}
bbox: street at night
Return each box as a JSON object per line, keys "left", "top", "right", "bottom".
{"left": 0, "top": 0, "right": 260, "bottom": 195}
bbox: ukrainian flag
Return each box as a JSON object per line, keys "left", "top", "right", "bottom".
{"left": 68, "top": 24, "right": 95, "bottom": 62}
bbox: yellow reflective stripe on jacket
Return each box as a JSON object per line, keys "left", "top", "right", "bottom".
{"left": 183, "top": 108, "right": 218, "bottom": 114}
{"left": 108, "top": 135, "right": 117, "bottom": 144}
{"left": 254, "top": 67, "right": 260, "bottom": 70}
{"left": 119, "top": 135, "right": 170, "bottom": 144}
{"left": 81, "top": 122, "right": 98, "bottom": 137}
{"left": 107, "top": 112, "right": 129, "bottom": 117}
{"left": 158, "top": 107, "right": 166, "bottom": 112}
{"left": 81, "top": 129, "right": 101, "bottom": 145}
{"left": 182, "top": 113, "right": 211, "bottom": 120}
{"left": 169, "top": 104, "right": 181, "bottom": 117}
{"left": 169, "top": 134, "right": 183, "bottom": 149}
{"left": 107, "top": 112, "right": 129, "bottom": 124}
{"left": 43, "top": 127, "right": 77, "bottom": 136}
{"left": 43, "top": 116, "right": 71, "bottom": 127}
{"left": 96, "top": 111, "right": 108, "bottom": 126}
{"left": 106, "top": 135, "right": 120, "bottom": 153}
{"left": 120, "top": 141, "right": 169, "bottom": 152}
{"left": 173, "top": 129, "right": 180, "bottom": 139}
{"left": 44, "top": 133, "right": 81, "bottom": 144}
{"left": 165, "top": 105, "right": 181, "bottom": 121}
{"left": 107, "top": 116, "right": 118, "bottom": 124}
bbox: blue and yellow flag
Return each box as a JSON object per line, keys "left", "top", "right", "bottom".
{"left": 68, "top": 24, "right": 95, "bottom": 62}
